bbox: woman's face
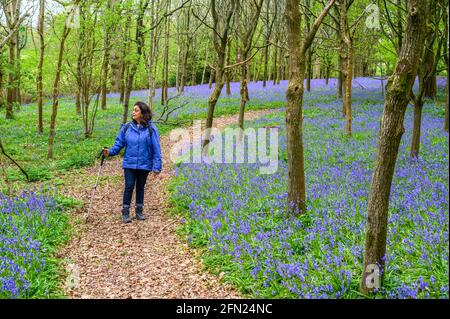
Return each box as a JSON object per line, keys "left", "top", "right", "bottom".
{"left": 132, "top": 105, "right": 142, "bottom": 122}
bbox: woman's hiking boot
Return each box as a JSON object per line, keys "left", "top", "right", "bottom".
{"left": 136, "top": 205, "right": 146, "bottom": 221}
{"left": 122, "top": 206, "right": 131, "bottom": 223}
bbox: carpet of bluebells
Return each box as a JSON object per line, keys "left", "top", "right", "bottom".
{"left": 171, "top": 77, "right": 449, "bottom": 298}
{"left": 0, "top": 189, "right": 70, "bottom": 298}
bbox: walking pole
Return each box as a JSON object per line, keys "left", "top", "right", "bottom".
{"left": 85, "top": 147, "right": 107, "bottom": 222}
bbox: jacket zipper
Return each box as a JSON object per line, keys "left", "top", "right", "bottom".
{"left": 137, "top": 125, "right": 140, "bottom": 169}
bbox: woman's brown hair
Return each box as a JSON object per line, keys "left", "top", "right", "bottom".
{"left": 134, "top": 101, "right": 153, "bottom": 127}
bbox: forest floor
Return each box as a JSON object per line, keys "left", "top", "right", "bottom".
{"left": 58, "top": 108, "right": 276, "bottom": 298}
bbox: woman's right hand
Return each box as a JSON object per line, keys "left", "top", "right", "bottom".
{"left": 103, "top": 148, "right": 110, "bottom": 157}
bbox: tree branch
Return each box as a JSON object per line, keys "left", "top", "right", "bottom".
{"left": 0, "top": 139, "right": 29, "bottom": 181}
{"left": 224, "top": 43, "right": 270, "bottom": 70}
{"left": 301, "top": 0, "right": 336, "bottom": 55}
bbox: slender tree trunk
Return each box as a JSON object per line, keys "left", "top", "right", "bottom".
{"left": 176, "top": 46, "right": 181, "bottom": 93}
{"left": 76, "top": 90, "right": 81, "bottom": 115}
{"left": 201, "top": 46, "right": 209, "bottom": 85}
{"left": 123, "top": 65, "right": 136, "bottom": 124}
{"left": 16, "top": 32, "right": 21, "bottom": 108}
{"left": 246, "top": 60, "right": 251, "bottom": 83}
{"left": 337, "top": 58, "right": 343, "bottom": 98}
{"left": 119, "top": 65, "right": 127, "bottom": 104}
{"left": 444, "top": 7, "right": 449, "bottom": 132}
{"left": 263, "top": 44, "right": 269, "bottom": 87}
{"left": 209, "top": 68, "right": 215, "bottom": 89}
{"left": 276, "top": 48, "right": 283, "bottom": 84}
{"left": 238, "top": 63, "right": 248, "bottom": 135}
{"left": 161, "top": 10, "right": 170, "bottom": 105}
{"left": 338, "top": 2, "right": 349, "bottom": 115}
{"left": 410, "top": 101, "right": 423, "bottom": 158}
{"left": 305, "top": 0, "right": 312, "bottom": 92}
{"left": 204, "top": 68, "right": 224, "bottom": 147}
{"left": 119, "top": 16, "right": 131, "bottom": 104}
{"left": 6, "top": 37, "right": 16, "bottom": 119}
{"left": 76, "top": 26, "right": 83, "bottom": 115}
{"left": 254, "top": 53, "right": 263, "bottom": 82}
{"left": 180, "top": 46, "right": 189, "bottom": 92}
{"left": 191, "top": 55, "right": 196, "bottom": 86}
{"left": 0, "top": 67, "right": 4, "bottom": 109}
{"left": 445, "top": 76, "right": 449, "bottom": 132}
{"left": 272, "top": 40, "right": 278, "bottom": 85}
{"left": 48, "top": 25, "right": 71, "bottom": 159}
{"left": 100, "top": 33, "right": 111, "bottom": 110}
{"left": 306, "top": 48, "right": 312, "bottom": 91}
{"left": 37, "top": 0, "right": 45, "bottom": 134}
{"left": 325, "top": 63, "right": 330, "bottom": 85}
{"left": 344, "top": 41, "right": 353, "bottom": 135}
{"left": 361, "top": 0, "right": 426, "bottom": 295}
{"left": 147, "top": 1, "right": 160, "bottom": 109}
{"left": 445, "top": 79, "right": 449, "bottom": 132}
{"left": 225, "top": 44, "right": 231, "bottom": 95}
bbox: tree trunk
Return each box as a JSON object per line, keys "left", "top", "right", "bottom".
{"left": 123, "top": 66, "right": 136, "bottom": 124}
{"left": 201, "top": 46, "right": 209, "bottom": 85}
{"left": 191, "top": 56, "right": 196, "bottom": 86}
{"left": 338, "top": 3, "right": 349, "bottom": 115}
{"left": 306, "top": 48, "right": 312, "bottom": 92}
{"left": 6, "top": 37, "right": 16, "bottom": 119}
{"left": 147, "top": 0, "right": 160, "bottom": 109}
{"left": 238, "top": 64, "right": 248, "bottom": 134}
{"left": 48, "top": 25, "right": 71, "bottom": 159}
{"left": 445, "top": 76, "right": 449, "bottom": 132}
{"left": 344, "top": 41, "right": 353, "bottom": 135}
{"left": 444, "top": 6, "right": 449, "bottom": 132}
{"left": 285, "top": 0, "right": 306, "bottom": 215}
{"left": 410, "top": 101, "right": 423, "bottom": 158}
{"left": 0, "top": 66, "right": 4, "bottom": 109}
{"left": 209, "top": 69, "right": 215, "bottom": 89}
{"left": 305, "top": 0, "right": 312, "bottom": 92}
{"left": 161, "top": 10, "right": 170, "bottom": 105}
{"left": 176, "top": 46, "right": 181, "bottom": 93}
{"left": 100, "top": 32, "right": 111, "bottom": 110}
{"left": 37, "top": 0, "right": 45, "bottom": 134}
{"left": 16, "top": 32, "right": 21, "bottom": 108}
{"left": 423, "top": 73, "right": 437, "bottom": 99}
{"left": 254, "top": 53, "right": 263, "bottom": 82}
{"left": 76, "top": 25, "right": 83, "bottom": 116}
{"left": 325, "top": 63, "right": 330, "bottom": 85}
{"left": 361, "top": 0, "right": 426, "bottom": 295}
{"left": 263, "top": 44, "right": 270, "bottom": 87}
{"left": 119, "top": 64, "right": 126, "bottom": 104}
{"left": 337, "top": 57, "right": 344, "bottom": 99}
{"left": 225, "top": 44, "right": 231, "bottom": 95}
{"left": 204, "top": 69, "right": 224, "bottom": 148}
{"left": 119, "top": 15, "right": 131, "bottom": 104}
{"left": 272, "top": 40, "right": 278, "bottom": 85}
{"left": 180, "top": 46, "right": 189, "bottom": 92}
{"left": 76, "top": 90, "right": 81, "bottom": 115}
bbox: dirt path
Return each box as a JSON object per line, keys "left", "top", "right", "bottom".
{"left": 60, "top": 109, "right": 277, "bottom": 298}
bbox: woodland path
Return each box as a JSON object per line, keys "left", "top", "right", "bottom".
{"left": 60, "top": 108, "right": 276, "bottom": 298}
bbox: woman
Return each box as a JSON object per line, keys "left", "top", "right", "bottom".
{"left": 103, "top": 101, "right": 162, "bottom": 223}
